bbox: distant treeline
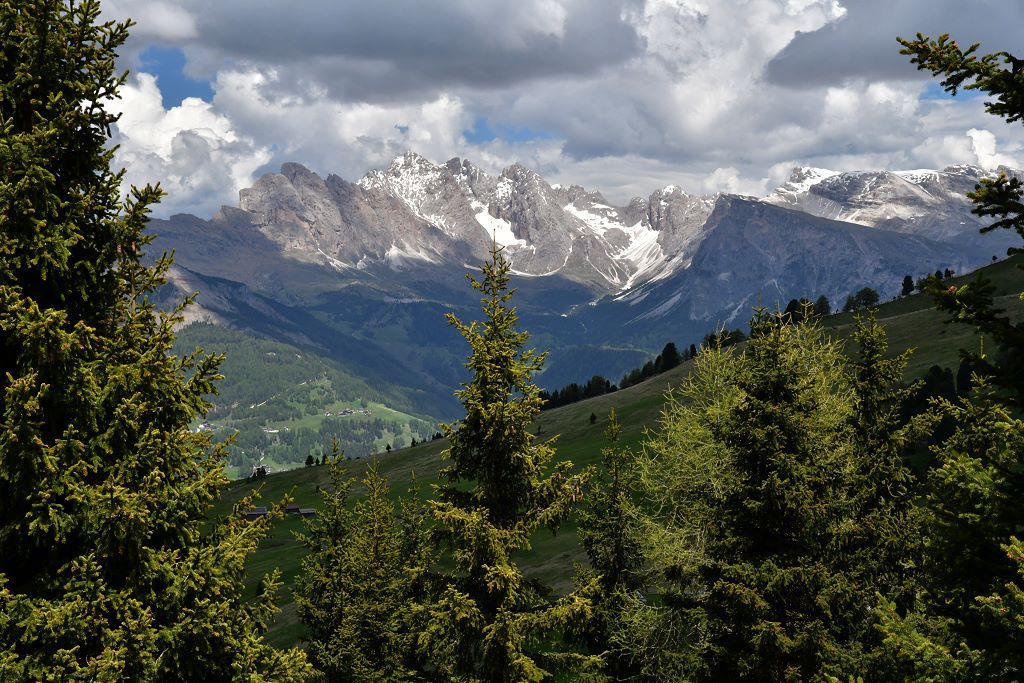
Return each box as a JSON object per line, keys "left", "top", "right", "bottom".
{"left": 540, "top": 331, "right": 746, "bottom": 411}
{"left": 541, "top": 296, "right": 841, "bottom": 412}
{"left": 226, "top": 414, "right": 432, "bottom": 469}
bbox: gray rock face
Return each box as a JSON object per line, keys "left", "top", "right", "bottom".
{"left": 151, "top": 153, "right": 1022, "bottom": 419}
{"left": 240, "top": 156, "right": 456, "bottom": 270}
{"left": 221, "top": 152, "right": 731, "bottom": 293}
{"left": 764, "top": 164, "right": 1021, "bottom": 254}
{"left": 582, "top": 195, "right": 977, "bottom": 343}
{"left": 160, "top": 152, "right": 1017, "bottom": 328}
{"left": 682, "top": 196, "right": 972, "bottom": 320}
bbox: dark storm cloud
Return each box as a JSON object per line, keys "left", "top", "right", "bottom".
{"left": 183, "top": 0, "right": 644, "bottom": 102}
{"left": 765, "top": 0, "right": 1024, "bottom": 89}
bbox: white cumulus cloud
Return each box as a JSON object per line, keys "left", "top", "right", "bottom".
{"left": 110, "top": 73, "right": 271, "bottom": 217}
{"left": 101, "top": 0, "right": 1024, "bottom": 211}
{"left": 967, "top": 128, "right": 1020, "bottom": 169}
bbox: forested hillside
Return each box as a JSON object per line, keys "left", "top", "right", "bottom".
{"left": 173, "top": 324, "right": 434, "bottom": 475}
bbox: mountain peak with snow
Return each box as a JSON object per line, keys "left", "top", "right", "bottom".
{"left": 221, "top": 152, "right": 1022, "bottom": 300}
{"left": 766, "top": 166, "right": 841, "bottom": 201}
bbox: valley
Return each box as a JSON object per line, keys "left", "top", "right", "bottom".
{"left": 155, "top": 154, "right": 1023, "bottom": 475}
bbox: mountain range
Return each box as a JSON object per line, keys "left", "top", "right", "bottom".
{"left": 151, "top": 152, "right": 1020, "bottom": 417}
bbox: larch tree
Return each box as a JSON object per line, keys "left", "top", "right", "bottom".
{"left": 424, "top": 244, "right": 598, "bottom": 682}
{"left": 639, "top": 313, "right": 889, "bottom": 681}
{"left": 633, "top": 340, "right": 744, "bottom": 682}
{"left": 0, "top": 1, "right": 309, "bottom": 680}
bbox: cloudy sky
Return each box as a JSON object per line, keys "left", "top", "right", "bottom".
{"left": 102, "top": 0, "right": 1024, "bottom": 217}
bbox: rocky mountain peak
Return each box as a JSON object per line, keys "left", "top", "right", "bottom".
{"left": 767, "top": 166, "right": 841, "bottom": 202}
{"left": 653, "top": 183, "right": 688, "bottom": 197}
{"left": 183, "top": 151, "right": 1021, "bottom": 304}
{"left": 279, "top": 161, "right": 319, "bottom": 183}
{"left": 356, "top": 152, "right": 455, "bottom": 217}
{"left": 565, "top": 184, "right": 608, "bottom": 207}
{"left": 762, "top": 163, "right": 1022, "bottom": 252}
{"left": 390, "top": 150, "right": 436, "bottom": 172}
{"left": 501, "top": 162, "right": 538, "bottom": 179}
{"left": 445, "top": 157, "right": 482, "bottom": 182}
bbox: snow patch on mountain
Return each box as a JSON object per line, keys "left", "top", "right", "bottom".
{"left": 564, "top": 203, "right": 622, "bottom": 236}
{"left": 385, "top": 242, "right": 436, "bottom": 266}
{"left": 494, "top": 177, "right": 514, "bottom": 205}
{"left": 766, "top": 167, "right": 840, "bottom": 201}
{"left": 422, "top": 214, "right": 458, "bottom": 238}
{"left": 472, "top": 200, "right": 524, "bottom": 247}
{"left": 894, "top": 169, "right": 941, "bottom": 184}
{"left": 615, "top": 222, "right": 667, "bottom": 289}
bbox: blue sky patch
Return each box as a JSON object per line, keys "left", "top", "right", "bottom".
{"left": 464, "top": 116, "right": 557, "bottom": 144}
{"left": 920, "top": 81, "right": 986, "bottom": 101}
{"left": 139, "top": 45, "right": 214, "bottom": 107}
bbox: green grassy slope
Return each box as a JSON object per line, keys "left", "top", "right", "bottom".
{"left": 217, "top": 254, "right": 1024, "bottom": 647}
{"left": 825, "top": 255, "right": 1024, "bottom": 377}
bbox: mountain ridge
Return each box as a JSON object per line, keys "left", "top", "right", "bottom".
{"left": 150, "top": 151, "right": 1020, "bottom": 418}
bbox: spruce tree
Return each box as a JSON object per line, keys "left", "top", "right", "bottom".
{"left": 295, "top": 457, "right": 433, "bottom": 682}
{"left": 573, "top": 408, "right": 646, "bottom": 679}
{"left": 842, "top": 313, "right": 928, "bottom": 608}
{"left": 831, "top": 314, "right": 931, "bottom": 675}
{"left": 872, "top": 33, "right": 1024, "bottom": 679}
{"left": 902, "top": 275, "right": 916, "bottom": 297}
{"left": 877, "top": 381, "right": 1024, "bottom": 681}
{"left": 899, "top": 33, "right": 1024, "bottom": 402}
{"left": 699, "top": 313, "right": 855, "bottom": 681}
{"left": 424, "top": 245, "right": 598, "bottom": 682}
{"left": 0, "top": 2, "right": 309, "bottom": 679}
{"left": 813, "top": 294, "right": 831, "bottom": 317}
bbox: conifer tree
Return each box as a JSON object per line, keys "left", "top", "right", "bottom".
{"left": 634, "top": 340, "right": 743, "bottom": 681}
{"left": 698, "top": 313, "right": 855, "bottom": 681}
{"left": 424, "top": 245, "right": 598, "bottom": 682}
{"left": 873, "top": 33, "right": 1024, "bottom": 679}
{"left": 900, "top": 33, "right": 1024, "bottom": 402}
{"left": 831, "top": 314, "right": 931, "bottom": 675}
{"left": 295, "top": 456, "right": 434, "bottom": 682}
{"left": 573, "top": 409, "right": 646, "bottom": 679}
{"left": 877, "top": 381, "right": 1024, "bottom": 680}
{"left": 640, "top": 313, "right": 861, "bottom": 681}
{"left": 813, "top": 294, "right": 831, "bottom": 317}
{"left": 902, "top": 274, "right": 916, "bottom": 297}
{"left": 842, "top": 313, "right": 928, "bottom": 607}
{"left": 0, "top": 2, "right": 309, "bottom": 679}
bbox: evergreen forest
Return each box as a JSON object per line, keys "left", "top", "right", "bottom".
{"left": 2, "top": 2, "right": 1024, "bottom": 681}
